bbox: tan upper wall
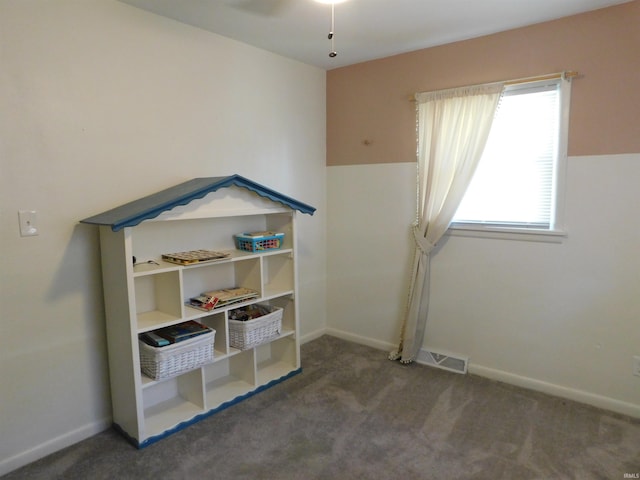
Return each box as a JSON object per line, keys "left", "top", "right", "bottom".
{"left": 327, "top": 1, "right": 640, "bottom": 166}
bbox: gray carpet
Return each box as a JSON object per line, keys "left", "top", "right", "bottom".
{"left": 4, "top": 335, "right": 639, "bottom": 479}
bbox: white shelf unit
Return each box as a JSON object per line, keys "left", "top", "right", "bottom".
{"left": 97, "top": 205, "right": 303, "bottom": 447}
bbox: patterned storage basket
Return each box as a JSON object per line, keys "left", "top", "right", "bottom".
{"left": 234, "top": 232, "right": 284, "bottom": 252}
{"left": 228, "top": 305, "right": 282, "bottom": 350}
{"left": 139, "top": 330, "right": 215, "bottom": 381}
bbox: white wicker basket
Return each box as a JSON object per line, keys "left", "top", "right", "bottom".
{"left": 139, "top": 330, "right": 215, "bottom": 381}
{"left": 229, "top": 305, "right": 282, "bottom": 350}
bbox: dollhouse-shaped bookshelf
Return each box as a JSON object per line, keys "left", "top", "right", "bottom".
{"left": 81, "top": 175, "right": 315, "bottom": 447}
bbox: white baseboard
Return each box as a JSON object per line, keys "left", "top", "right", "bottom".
{"left": 299, "top": 327, "right": 328, "bottom": 345}
{"left": 324, "top": 327, "right": 396, "bottom": 352}
{"left": 0, "top": 417, "right": 111, "bottom": 477}
{"left": 470, "top": 364, "right": 640, "bottom": 419}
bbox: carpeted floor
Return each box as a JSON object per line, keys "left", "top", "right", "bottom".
{"left": 4, "top": 335, "right": 640, "bottom": 479}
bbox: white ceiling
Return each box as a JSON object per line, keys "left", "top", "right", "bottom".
{"left": 120, "top": 0, "right": 632, "bottom": 70}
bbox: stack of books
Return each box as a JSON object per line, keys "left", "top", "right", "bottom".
{"left": 186, "top": 287, "right": 259, "bottom": 311}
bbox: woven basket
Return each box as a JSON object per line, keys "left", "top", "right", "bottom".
{"left": 139, "top": 330, "right": 215, "bottom": 381}
{"left": 229, "top": 305, "right": 282, "bottom": 350}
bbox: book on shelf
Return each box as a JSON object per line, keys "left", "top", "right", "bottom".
{"left": 201, "top": 287, "right": 259, "bottom": 308}
{"left": 161, "top": 249, "right": 230, "bottom": 265}
{"left": 139, "top": 331, "right": 170, "bottom": 347}
{"left": 186, "top": 294, "right": 220, "bottom": 312}
{"left": 154, "top": 320, "right": 211, "bottom": 344}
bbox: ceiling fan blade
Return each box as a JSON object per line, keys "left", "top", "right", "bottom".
{"left": 232, "top": 0, "right": 295, "bottom": 16}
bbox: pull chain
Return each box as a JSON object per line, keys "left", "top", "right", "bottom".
{"left": 328, "top": 3, "right": 337, "bottom": 57}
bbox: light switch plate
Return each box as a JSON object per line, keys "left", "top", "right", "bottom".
{"left": 18, "top": 210, "right": 38, "bottom": 236}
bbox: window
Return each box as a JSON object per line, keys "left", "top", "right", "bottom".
{"left": 451, "top": 77, "right": 571, "bottom": 240}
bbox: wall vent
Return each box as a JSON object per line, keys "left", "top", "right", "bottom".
{"left": 416, "top": 349, "right": 468, "bottom": 374}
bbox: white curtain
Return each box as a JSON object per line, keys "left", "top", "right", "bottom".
{"left": 390, "top": 83, "right": 504, "bottom": 364}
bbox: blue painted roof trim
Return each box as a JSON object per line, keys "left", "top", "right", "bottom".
{"left": 80, "top": 175, "right": 316, "bottom": 231}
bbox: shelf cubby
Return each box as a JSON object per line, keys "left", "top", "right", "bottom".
{"left": 198, "top": 312, "right": 228, "bottom": 356}
{"left": 143, "top": 369, "right": 205, "bottom": 438}
{"left": 134, "top": 270, "right": 182, "bottom": 331}
{"left": 262, "top": 253, "right": 294, "bottom": 298}
{"left": 265, "top": 213, "right": 294, "bottom": 250}
{"left": 204, "top": 350, "right": 256, "bottom": 409}
{"left": 182, "top": 256, "right": 262, "bottom": 301}
{"left": 260, "top": 295, "right": 296, "bottom": 336}
{"left": 255, "top": 336, "right": 298, "bottom": 386}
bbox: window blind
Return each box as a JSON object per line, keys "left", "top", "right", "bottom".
{"left": 452, "top": 81, "right": 560, "bottom": 228}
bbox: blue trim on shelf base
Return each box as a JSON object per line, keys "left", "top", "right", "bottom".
{"left": 114, "top": 367, "right": 302, "bottom": 449}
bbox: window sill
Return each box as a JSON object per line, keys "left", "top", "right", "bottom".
{"left": 447, "top": 225, "right": 567, "bottom": 243}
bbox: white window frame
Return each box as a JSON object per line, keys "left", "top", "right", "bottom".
{"left": 449, "top": 76, "right": 572, "bottom": 243}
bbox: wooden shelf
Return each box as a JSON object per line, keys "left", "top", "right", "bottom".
{"left": 88, "top": 179, "right": 308, "bottom": 447}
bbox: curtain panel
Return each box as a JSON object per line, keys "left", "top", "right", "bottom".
{"left": 390, "top": 83, "right": 503, "bottom": 364}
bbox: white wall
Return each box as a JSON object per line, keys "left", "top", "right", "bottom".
{"left": 0, "top": 1, "right": 326, "bottom": 474}
{"left": 328, "top": 155, "right": 640, "bottom": 417}
{"left": 326, "top": 162, "right": 416, "bottom": 348}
